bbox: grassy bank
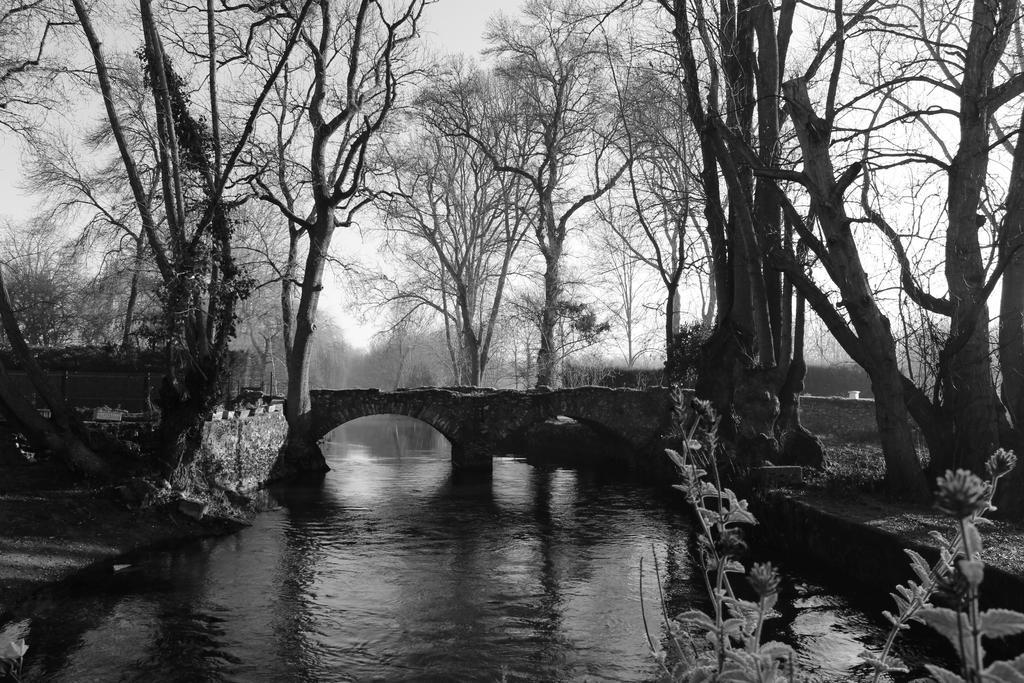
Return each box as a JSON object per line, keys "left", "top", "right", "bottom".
{"left": 0, "top": 451, "right": 247, "bottom": 620}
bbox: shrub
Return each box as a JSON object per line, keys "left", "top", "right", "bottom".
{"left": 664, "top": 322, "right": 712, "bottom": 387}
{"left": 653, "top": 394, "right": 1024, "bottom": 682}
{"left": 650, "top": 397, "right": 798, "bottom": 680}
{"left": 862, "top": 449, "right": 1023, "bottom": 682}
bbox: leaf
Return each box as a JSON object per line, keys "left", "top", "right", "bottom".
{"left": 699, "top": 508, "right": 722, "bottom": 525}
{"left": 905, "top": 548, "right": 932, "bottom": 585}
{"left": 981, "top": 609, "right": 1024, "bottom": 638}
{"left": 918, "top": 607, "right": 984, "bottom": 663}
{"left": 722, "top": 559, "right": 746, "bottom": 574}
{"left": 700, "top": 482, "right": 720, "bottom": 498}
{"left": 923, "top": 664, "right": 966, "bottom": 683}
{"left": 984, "top": 654, "right": 1024, "bottom": 682}
{"left": 723, "top": 597, "right": 760, "bottom": 618}
{"left": 958, "top": 559, "right": 984, "bottom": 588}
{"left": 721, "top": 617, "right": 747, "bottom": 637}
{"left": 859, "top": 650, "right": 909, "bottom": 674}
{"left": 685, "top": 666, "right": 717, "bottom": 683}
{"left": 0, "top": 639, "right": 27, "bottom": 660}
{"left": 724, "top": 506, "right": 758, "bottom": 526}
{"left": 675, "top": 609, "right": 717, "bottom": 631}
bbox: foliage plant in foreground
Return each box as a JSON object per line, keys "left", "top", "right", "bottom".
{"left": 650, "top": 397, "right": 800, "bottom": 681}
{"left": 861, "top": 449, "right": 1024, "bottom": 683}
{"left": 654, "top": 395, "right": 1024, "bottom": 682}
{"left": 0, "top": 638, "right": 27, "bottom": 682}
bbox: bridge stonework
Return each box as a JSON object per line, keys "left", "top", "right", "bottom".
{"left": 309, "top": 386, "right": 674, "bottom": 470}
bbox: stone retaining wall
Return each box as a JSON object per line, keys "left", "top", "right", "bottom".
{"left": 799, "top": 395, "right": 880, "bottom": 441}
{"left": 752, "top": 491, "right": 1024, "bottom": 614}
{"left": 198, "top": 412, "right": 287, "bottom": 492}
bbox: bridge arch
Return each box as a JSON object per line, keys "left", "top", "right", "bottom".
{"left": 319, "top": 410, "right": 462, "bottom": 447}
{"left": 321, "top": 413, "right": 455, "bottom": 456}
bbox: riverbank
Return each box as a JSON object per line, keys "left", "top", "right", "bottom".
{"left": 748, "top": 438, "right": 1024, "bottom": 613}
{"left": 0, "top": 451, "right": 248, "bottom": 620}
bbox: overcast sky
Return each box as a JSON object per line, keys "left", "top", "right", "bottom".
{"left": 0, "top": 0, "right": 500, "bottom": 221}
{"left": 0, "top": 0, "right": 508, "bottom": 346}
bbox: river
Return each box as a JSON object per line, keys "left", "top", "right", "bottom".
{"left": 1, "top": 415, "right": 945, "bottom": 681}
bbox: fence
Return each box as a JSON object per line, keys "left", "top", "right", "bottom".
{"left": 6, "top": 371, "right": 156, "bottom": 412}
{"left": 6, "top": 371, "right": 257, "bottom": 412}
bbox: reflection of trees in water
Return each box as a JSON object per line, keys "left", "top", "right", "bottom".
{"left": 132, "top": 547, "right": 232, "bottom": 681}
{"left": 660, "top": 532, "right": 703, "bottom": 618}
{"left": 10, "top": 578, "right": 128, "bottom": 678}
{"left": 269, "top": 479, "right": 335, "bottom": 680}
{"left": 528, "top": 466, "right": 572, "bottom": 667}
{"left": 9, "top": 540, "right": 235, "bottom": 682}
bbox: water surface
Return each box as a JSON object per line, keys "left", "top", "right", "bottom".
{"left": 2, "top": 415, "right": 944, "bottom": 681}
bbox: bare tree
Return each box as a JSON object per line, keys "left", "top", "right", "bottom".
{"left": 591, "top": 218, "right": 657, "bottom": 368}
{"left": 653, "top": 0, "right": 932, "bottom": 493}
{"left": 0, "top": 0, "right": 69, "bottom": 134}
{"left": 656, "top": 0, "right": 1024, "bottom": 504}
{"left": 0, "top": 0, "right": 116, "bottom": 476}
{"left": 426, "top": 0, "right": 629, "bottom": 387}
{"left": 0, "top": 225, "right": 111, "bottom": 475}
{"left": 601, "top": 22, "right": 709, "bottom": 361}
{"left": 23, "top": 100, "right": 158, "bottom": 349}
{"left": 844, "top": 0, "right": 1024, "bottom": 508}
{"left": 71, "top": 0, "right": 316, "bottom": 479}
{"left": 254, "top": 0, "right": 429, "bottom": 468}
{"left": 375, "top": 83, "right": 532, "bottom": 385}
{"left": 0, "top": 227, "right": 82, "bottom": 346}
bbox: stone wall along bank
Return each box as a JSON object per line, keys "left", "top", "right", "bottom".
{"left": 800, "top": 395, "right": 887, "bottom": 442}
{"left": 198, "top": 412, "right": 287, "bottom": 492}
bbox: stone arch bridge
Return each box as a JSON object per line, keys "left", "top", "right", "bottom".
{"left": 309, "top": 386, "right": 674, "bottom": 470}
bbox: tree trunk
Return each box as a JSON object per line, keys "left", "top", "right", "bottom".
{"left": 0, "top": 267, "right": 110, "bottom": 476}
{"left": 121, "top": 236, "right": 144, "bottom": 348}
{"left": 938, "top": 323, "right": 1001, "bottom": 474}
{"left": 1000, "top": 242, "right": 1024, "bottom": 432}
{"left": 283, "top": 215, "right": 331, "bottom": 472}
{"left": 777, "top": 291, "right": 804, "bottom": 433}
{"left": 536, "top": 244, "right": 561, "bottom": 387}
{"left": 461, "top": 327, "right": 482, "bottom": 386}
{"left": 281, "top": 229, "right": 299, "bottom": 362}
{"left": 782, "top": 77, "right": 930, "bottom": 501}
{"left": 159, "top": 371, "right": 210, "bottom": 486}
{"left": 665, "top": 281, "right": 679, "bottom": 355}
{"left": 995, "top": 107, "right": 1024, "bottom": 517}
{"left": 941, "top": 53, "right": 1002, "bottom": 474}
{"left": 0, "top": 359, "right": 109, "bottom": 476}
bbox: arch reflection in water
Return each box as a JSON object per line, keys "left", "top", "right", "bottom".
{"left": 296, "top": 414, "right": 683, "bottom": 681}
